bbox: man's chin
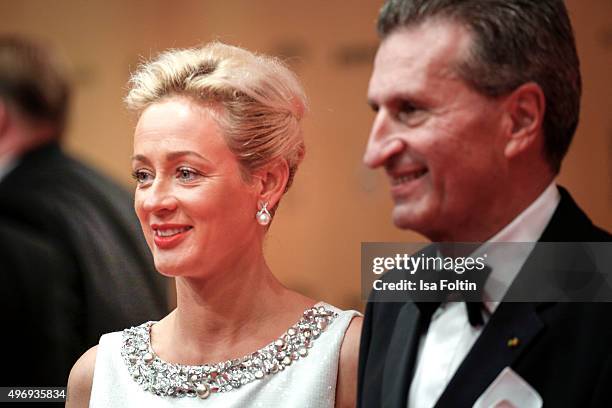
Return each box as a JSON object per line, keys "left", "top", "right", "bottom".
{"left": 392, "top": 209, "right": 418, "bottom": 230}
{"left": 392, "top": 206, "right": 433, "bottom": 236}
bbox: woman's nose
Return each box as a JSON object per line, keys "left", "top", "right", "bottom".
{"left": 140, "top": 180, "right": 178, "bottom": 215}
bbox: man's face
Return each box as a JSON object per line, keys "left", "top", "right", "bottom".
{"left": 365, "top": 20, "right": 509, "bottom": 241}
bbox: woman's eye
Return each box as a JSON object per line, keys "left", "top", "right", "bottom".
{"left": 177, "top": 168, "right": 200, "bottom": 182}
{"left": 132, "top": 170, "right": 153, "bottom": 185}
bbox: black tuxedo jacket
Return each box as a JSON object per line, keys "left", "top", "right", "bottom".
{"left": 357, "top": 187, "right": 612, "bottom": 408}
{"left": 0, "top": 142, "right": 168, "bottom": 385}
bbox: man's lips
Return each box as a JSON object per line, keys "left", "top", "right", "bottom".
{"left": 389, "top": 168, "right": 428, "bottom": 186}
{"left": 151, "top": 224, "right": 193, "bottom": 249}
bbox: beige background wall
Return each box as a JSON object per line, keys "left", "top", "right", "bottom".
{"left": 1, "top": 0, "right": 610, "bottom": 311}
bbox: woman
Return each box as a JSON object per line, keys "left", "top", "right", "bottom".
{"left": 67, "top": 42, "right": 362, "bottom": 407}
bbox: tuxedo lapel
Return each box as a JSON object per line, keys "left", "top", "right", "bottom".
{"left": 434, "top": 302, "right": 545, "bottom": 408}
{"left": 381, "top": 302, "right": 422, "bottom": 408}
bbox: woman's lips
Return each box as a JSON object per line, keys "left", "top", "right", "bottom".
{"left": 152, "top": 225, "right": 193, "bottom": 249}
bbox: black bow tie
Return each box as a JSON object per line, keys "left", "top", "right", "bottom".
{"left": 464, "top": 301, "right": 486, "bottom": 326}
{"left": 417, "top": 264, "right": 492, "bottom": 327}
{"left": 416, "top": 301, "right": 487, "bottom": 327}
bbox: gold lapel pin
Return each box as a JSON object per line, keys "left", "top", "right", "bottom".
{"left": 507, "top": 337, "right": 520, "bottom": 348}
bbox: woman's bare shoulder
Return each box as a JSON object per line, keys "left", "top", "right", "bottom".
{"left": 66, "top": 345, "right": 98, "bottom": 408}
{"left": 336, "top": 315, "right": 363, "bottom": 408}
{"left": 339, "top": 315, "right": 363, "bottom": 373}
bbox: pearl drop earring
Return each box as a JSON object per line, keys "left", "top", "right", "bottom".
{"left": 256, "top": 202, "right": 272, "bottom": 226}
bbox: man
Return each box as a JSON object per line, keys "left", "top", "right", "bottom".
{"left": 0, "top": 36, "right": 168, "bottom": 386}
{"left": 357, "top": 1, "right": 612, "bottom": 407}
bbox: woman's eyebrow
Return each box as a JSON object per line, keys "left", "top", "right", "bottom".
{"left": 165, "top": 150, "right": 210, "bottom": 163}
{"left": 131, "top": 154, "right": 150, "bottom": 165}
{"left": 131, "top": 151, "right": 212, "bottom": 164}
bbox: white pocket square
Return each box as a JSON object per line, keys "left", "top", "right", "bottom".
{"left": 473, "top": 367, "right": 542, "bottom": 408}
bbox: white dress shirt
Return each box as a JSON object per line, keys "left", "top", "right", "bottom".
{"left": 407, "top": 182, "right": 560, "bottom": 408}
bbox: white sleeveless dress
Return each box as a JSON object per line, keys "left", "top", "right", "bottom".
{"left": 89, "top": 303, "right": 359, "bottom": 407}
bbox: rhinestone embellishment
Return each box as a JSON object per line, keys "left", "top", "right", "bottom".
{"left": 121, "top": 305, "right": 338, "bottom": 398}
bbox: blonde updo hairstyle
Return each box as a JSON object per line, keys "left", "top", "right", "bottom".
{"left": 125, "top": 42, "right": 307, "bottom": 204}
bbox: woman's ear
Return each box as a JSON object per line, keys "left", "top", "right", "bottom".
{"left": 503, "top": 82, "right": 546, "bottom": 159}
{"left": 253, "top": 158, "right": 290, "bottom": 210}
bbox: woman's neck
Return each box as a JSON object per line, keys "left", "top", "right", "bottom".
{"left": 152, "top": 251, "right": 314, "bottom": 365}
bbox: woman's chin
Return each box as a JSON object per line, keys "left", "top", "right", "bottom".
{"left": 157, "top": 269, "right": 182, "bottom": 278}
{"left": 153, "top": 260, "right": 186, "bottom": 277}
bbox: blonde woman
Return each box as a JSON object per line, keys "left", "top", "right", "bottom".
{"left": 66, "top": 42, "right": 361, "bottom": 408}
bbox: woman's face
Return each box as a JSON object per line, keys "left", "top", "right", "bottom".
{"left": 132, "top": 96, "right": 259, "bottom": 277}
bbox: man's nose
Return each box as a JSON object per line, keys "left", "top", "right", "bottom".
{"left": 363, "top": 109, "right": 406, "bottom": 168}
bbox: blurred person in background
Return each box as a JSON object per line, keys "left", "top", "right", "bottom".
{"left": 0, "top": 36, "right": 169, "bottom": 387}
{"left": 0, "top": 217, "right": 78, "bottom": 387}
{"left": 67, "top": 42, "right": 362, "bottom": 408}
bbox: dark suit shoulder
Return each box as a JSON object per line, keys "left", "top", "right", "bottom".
{"left": 542, "top": 187, "right": 612, "bottom": 242}
{"left": 0, "top": 143, "right": 139, "bottom": 242}
{"left": 1, "top": 142, "right": 132, "bottom": 204}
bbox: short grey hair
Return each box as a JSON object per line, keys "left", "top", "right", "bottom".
{"left": 378, "top": 0, "right": 580, "bottom": 174}
{"left": 126, "top": 42, "right": 307, "bottom": 192}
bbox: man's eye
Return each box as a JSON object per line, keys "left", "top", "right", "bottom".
{"left": 397, "top": 101, "right": 417, "bottom": 121}
{"left": 131, "top": 170, "right": 153, "bottom": 185}
{"left": 396, "top": 101, "right": 426, "bottom": 125}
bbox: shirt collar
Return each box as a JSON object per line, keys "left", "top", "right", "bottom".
{"left": 477, "top": 181, "right": 560, "bottom": 313}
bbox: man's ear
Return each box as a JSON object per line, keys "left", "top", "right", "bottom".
{"left": 503, "top": 82, "right": 546, "bottom": 159}
{"left": 253, "top": 158, "right": 290, "bottom": 210}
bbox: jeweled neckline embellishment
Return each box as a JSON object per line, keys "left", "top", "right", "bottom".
{"left": 121, "top": 304, "right": 338, "bottom": 399}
